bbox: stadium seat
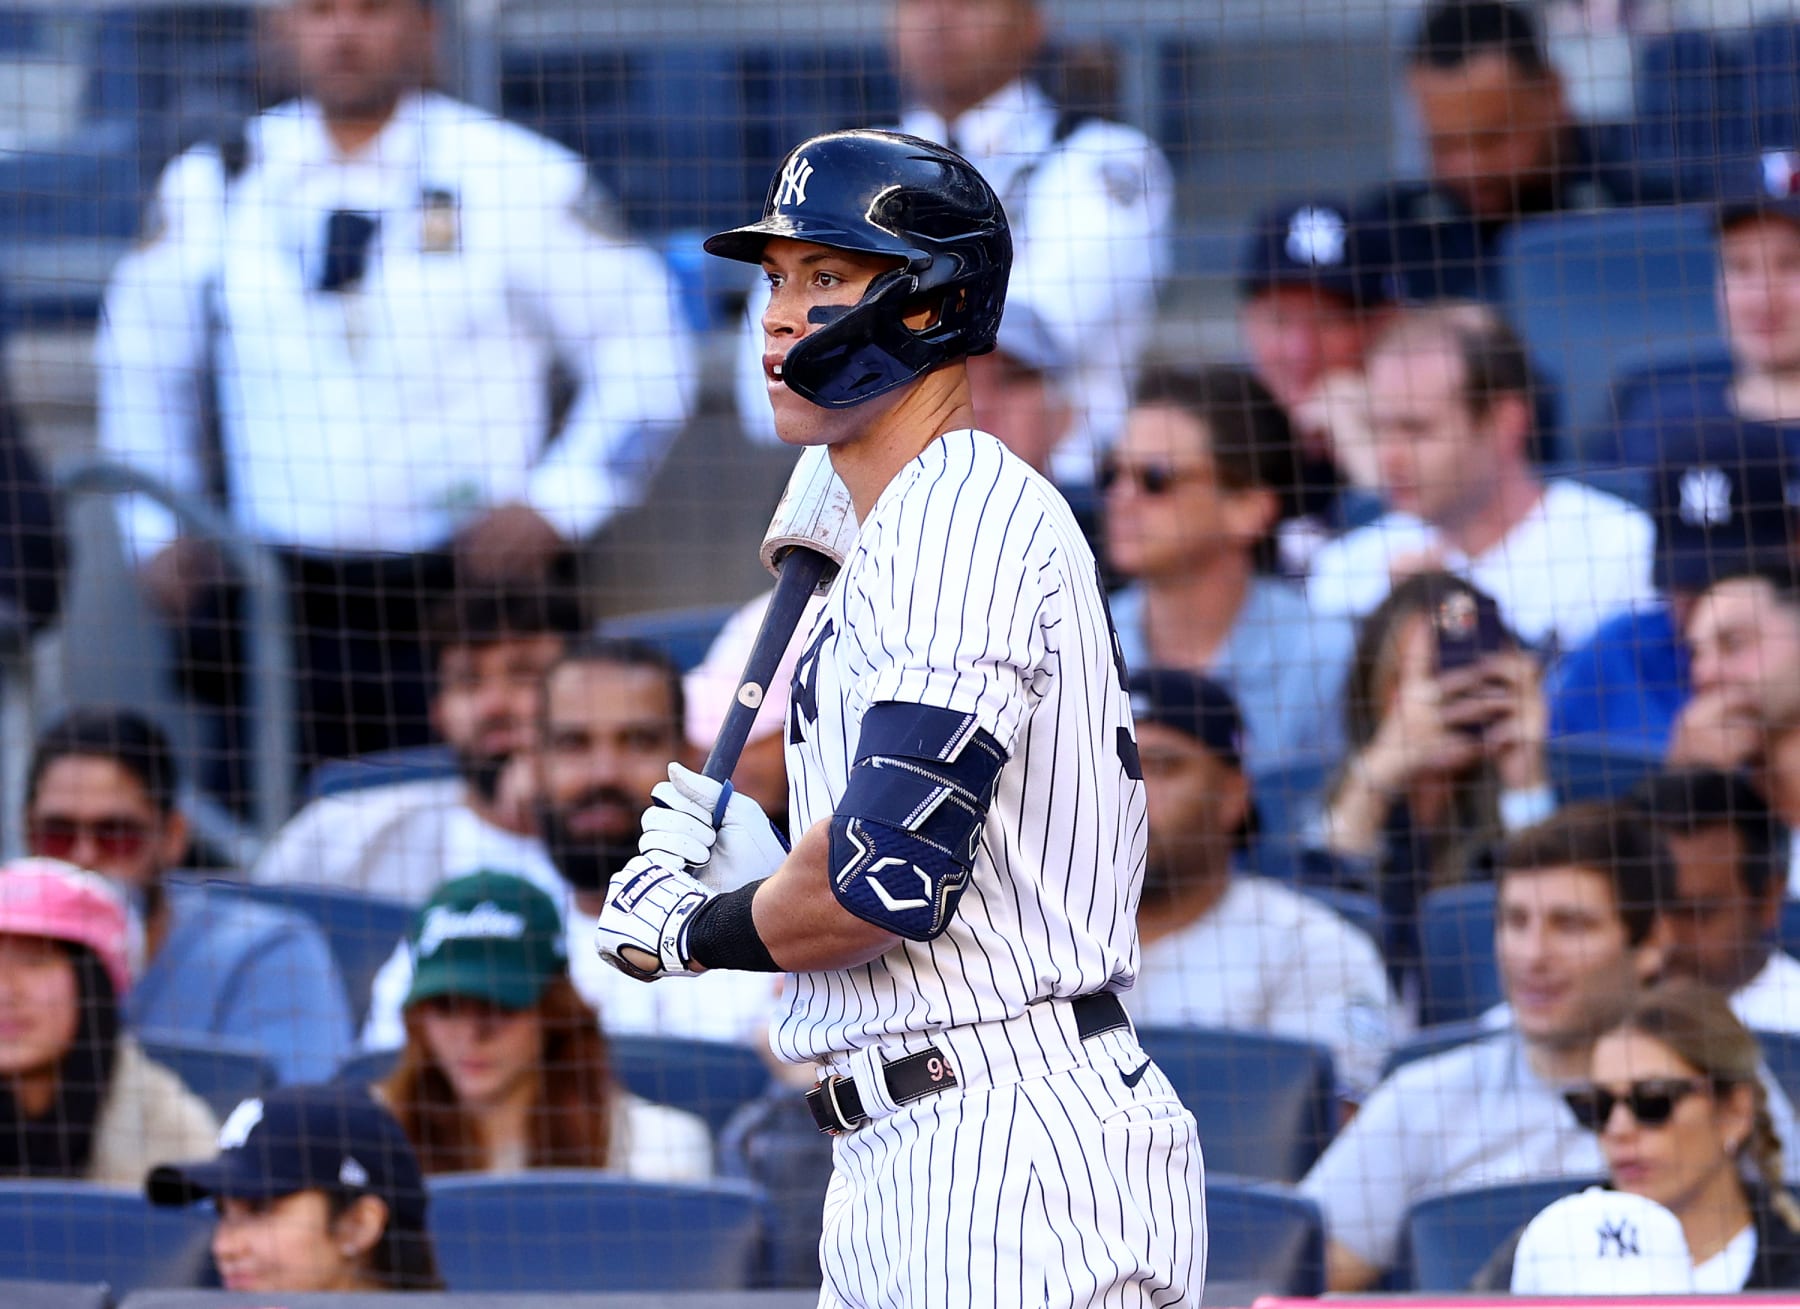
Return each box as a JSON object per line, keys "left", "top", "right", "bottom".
{"left": 1635, "top": 30, "right": 1752, "bottom": 196}
{"left": 1547, "top": 732, "right": 1667, "bottom": 804}
{"left": 0, "top": 1282, "right": 107, "bottom": 1309}
{"left": 427, "top": 1171, "right": 765, "bottom": 1292}
{"left": 1749, "top": 21, "right": 1800, "bottom": 153}
{"left": 215, "top": 881, "right": 414, "bottom": 1029}
{"left": 607, "top": 1034, "right": 774, "bottom": 1136}
{"left": 138, "top": 1028, "right": 275, "bottom": 1117}
{"left": 1204, "top": 1175, "right": 1327, "bottom": 1296}
{"left": 1755, "top": 1029, "right": 1800, "bottom": 1112}
{"left": 1780, "top": 901, "right": 1800, "bottom": 961}
{"left": 334, "top": 1046, "right": 399, "bottom": 1089}
{"left": 598, "top": 602, "right": 740, "bottom": 674}
{"left": 1401, "top": 1175, "right": 1600, "bottom": 1290}
{"left": 718, "top": 1090, "right": 834, "bottom": 1289}
{"left": 1500, "top": 206, "right": 1723, "bottom": 459}
{"left": 1134, "top": 1027, "right": 1335, "bottom": 1183}
{"left": 1248, "top": 753, "right": 1335, "bottom": 854}
{"left": 1379, "top": 1018, "right": 1500, "bottom": 1080}
{"left": 1296, "top": 884, "right": 1382, "bottom": 947}
{"left": 0, "top": 1182, "right": 213, "bottom": 1293}
{"left": 1418, "top": 883, "right": 1501, "bottom": 1028}
{"left": 303, "top": 744, "right": 456, "bottom": 801}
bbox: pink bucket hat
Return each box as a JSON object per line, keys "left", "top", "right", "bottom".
{"left": 686, "top": 590, "right": 828, "bottom": 752}
{"left": 0, "top": 858, "right": 134, "bottom": 1000}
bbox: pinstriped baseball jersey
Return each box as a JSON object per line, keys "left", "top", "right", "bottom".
{"left": 772, "top": 429, "right": 1148, "bottom": 1065}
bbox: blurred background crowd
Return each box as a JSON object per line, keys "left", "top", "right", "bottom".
{"left": 12, "top": 0, "right": 1800, "bottom": 1300}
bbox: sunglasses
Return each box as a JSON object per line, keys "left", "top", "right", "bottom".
{"left": 1097, "top": 459, "right": 1208, "bottom": 497}
{"left": 1563, "top": 1078, "right": 1718, "bottom": 1131}
{"left": 28, "top": 816, "right": 154, "bottom": 862}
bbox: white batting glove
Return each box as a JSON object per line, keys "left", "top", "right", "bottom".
{"left": 594, "top": 851, "right": 713, "bottom": 982}
{"left": 637, "top": 763, "right": 790, "bottom": 892}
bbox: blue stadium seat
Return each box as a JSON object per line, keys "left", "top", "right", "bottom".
{"left": 1205, "top": 1175, "right": 1327, "bottom": 1296}
{"left": 1755, "top": 1029, "right": 1800, "bottom": 1112}
{"left": 599, "top": 602, "right": 739, "bottom": 673}
{"left": 1602, "top": 345, "right": 1737, "bottom": 465}
{"left": 1249, "top": 753, "right": 1335, "bottom": 850}
{"left": 427, "top": 1171, "right": 765, "bottom": 1292}
{"left": 1635, "top": 30, "right": 1752, "bottom": 193}
{"left": 1378, "top": 1018, "right": 1498, "bottom": 1080}
{"left": 1135, "top": 1027, "right": 1334, "bottom": 1183}
{"left": 1749, "top": 22, "right": 1800, "bottom": 152}
{"left": 718, "top": 1090, "right": 834, "bottom": 1289}
{"left": 303, "top": 744, "right": 457, "bottom": 801}
{"left": 1297, "top": 883, "right": 1382, "bottom": 948}
{"left": 217, "top": 881, "right": 414, "bottom": 1028}
{"left": 334, "top": 1045, "right": 398, "bottom": 1088}
{"left": 1418, "top": 883, "right": 1501, "bottom": 1028}
{"left": 0, "top": 1282, "right": 108, "bottom": 1309}
{"left": 138, "top": 1028, "right": 275, "bottom": 1117}
{"left": 1779, "top": 902, "right": 1800, "bottom": 960}
{"left": 1401, "top": 1175, "right": 1600, "bottom": 1290}
{"left": 1500, "top": 206, "right": 1723, "bottom": 460}
{"left": 1547, "top": 732, "right": 1666, "bottom": 804}
{"left": 0, "top": 1182, "right": 213, "bottom": 1293}
{"left": 608, "top": 1034, "right": 773, "bottom": 1136}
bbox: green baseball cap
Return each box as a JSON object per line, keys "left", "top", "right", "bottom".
{"left": 405, "top": 871, "right": 567, "bottom": 1012}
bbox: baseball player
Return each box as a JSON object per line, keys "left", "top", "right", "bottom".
{"left": 596, "top": 130, "right": 1204, "bottom": 1308}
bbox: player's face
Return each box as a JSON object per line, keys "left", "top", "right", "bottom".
{"left": 1661, "top": 824, "right": 1774, "bottom": 992}
{"left": 536, "top": 660, "right": 686, "bottom": 890}
{"left": 212, "top": 1190, "right": 372, "bottom": 1293}
{"left": 966, "top": 350, "right": 1070, "bottom": 474}
{"left": 1589, "top": 1027, "right": 1750, "bottom": 1220}
{"left": 1407, "top": 52, "right": 1566, "bottom": 222}
{"left": 891, "top": 0, "right": 1042, "bottom": 118}
{"left": 26, "top": 756, "right": 184, "bottom": 893}
{"left": 283, "top": 0, "right": 434, "bottom": 123}
{"left": 1136, "top": 723, "right": 1246, "bottom": 892}
{"left": 413, "top": 994, "right": 545, "bottom": 1112}
{"left": 1367, "top": 340, "right": 1497, "bottom": 525}
{"left": 1719, "top": 218, "right": 1800, "bottom": 375}
{"left": 1686, "top": 576, "right": 1800, "bottom": 725}
{"left": 759, "top": 237, "right": 909, "bottom": 448}
{"left": 433, "top": 636, "right": 566, "bottom": 803}
{"left": 0, "top": 935, "right": 80, "bottom": 1083}
{"left": 1239, "top": 285, "right": 1373, "bottom": 414}
{"left": 1497, "top": 866, "right": 1654, "bottom": 1050}
{"left": 1105, "top": 404, "right": 1271, "bottom": 580}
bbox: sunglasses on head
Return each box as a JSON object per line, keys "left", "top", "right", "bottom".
{"left": 1563, "top": 1077, "right": 1719, "bottom": 1131}
{"left": 28, "top": 816, "right": 153, "bottom": 862}
{"left": 1097, "top": 459, "right": 1205, "bottom": 497}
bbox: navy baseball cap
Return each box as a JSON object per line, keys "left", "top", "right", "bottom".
{"left": 1238, "top": 198, "right": 1395, "bottom": 310}
{"left": 1716, "top": 150, "right": 1800, "bottom": 232}
{"left": 1651, "top": 424, "right": 1797, "bottom": 593}
{"left": 1128, "top": 668, "right": 1246, "bottom": 770}
{"left": 146, "top": 1085, "right": 427, "bottom": 1225}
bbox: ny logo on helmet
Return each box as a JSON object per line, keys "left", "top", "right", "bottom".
{"left": 776, "top": 155, "right": 815, "bottom": 208}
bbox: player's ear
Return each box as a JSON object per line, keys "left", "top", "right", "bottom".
{"left": 1224, "top": 485, "right": 1280, "bottom": 545}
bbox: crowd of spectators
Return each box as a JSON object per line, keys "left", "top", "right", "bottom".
{"left": 10, "top": 0, "right": 1800, "bottom": 1297}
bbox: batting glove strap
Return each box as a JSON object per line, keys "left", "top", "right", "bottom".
{"left": 595, "top": 855, "right": 714, "bottom": 981}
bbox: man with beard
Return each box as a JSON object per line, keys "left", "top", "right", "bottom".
{"left": 252, "top": 587, "right": 577, "bottom": 902}
{"left": 358, "top": 638, "right": 774, "bottom": 1050}
{"left": 1123, "top": 668, "right": 1402, "bottom": 1102}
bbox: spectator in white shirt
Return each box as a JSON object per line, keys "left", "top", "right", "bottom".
{"left": 253, "top": 587, "right": 578, "bottom": 905}
{"left": 1307, "top": 305, "right": 1654, "bottom": 651}
{"left": 1124, "top": 668, "right": 1404, "bottom": 1100}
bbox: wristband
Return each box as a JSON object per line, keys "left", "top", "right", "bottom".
{"left": 685, "top": 879, "right": 781, "bottom": 973}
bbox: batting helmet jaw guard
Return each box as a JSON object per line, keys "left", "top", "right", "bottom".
{"left": 706, "top": 129, "right": 1013, "bottom": 409}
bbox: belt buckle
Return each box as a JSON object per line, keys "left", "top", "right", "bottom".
{"left": 807, "top": 1073, "right": 858, "bottom": 1136}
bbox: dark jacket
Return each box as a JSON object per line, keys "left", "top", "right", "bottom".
{"left": 1474, "top": 1186, "right": 1800, "bottom": 1291}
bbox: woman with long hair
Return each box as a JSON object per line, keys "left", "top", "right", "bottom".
{"left": 0, "top": 858, "right": 215, "bottom": 1182}
{"left": 380, "top": 871, "right": 710, "bottom": 1178}
{"left": 148, "top": 1084, "right": 444, "bottom": 1293}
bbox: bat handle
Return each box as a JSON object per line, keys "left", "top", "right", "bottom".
{"left": 700, "top": 547, "right": 830, "bottom": 787}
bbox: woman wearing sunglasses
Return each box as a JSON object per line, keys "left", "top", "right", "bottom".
{"left": 25, "top": 708, "right": 352, "bottom": 1082}
{"left": 1487, "top": 980, "right": 1800, "bottom": 1290}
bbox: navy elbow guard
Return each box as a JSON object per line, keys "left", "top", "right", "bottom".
{"left": 829, "top": 702, "right": 1008, "bottom": 941}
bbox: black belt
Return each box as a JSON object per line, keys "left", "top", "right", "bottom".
{"left": 805, "top": 992, "right": 1131, "bottom": 1136}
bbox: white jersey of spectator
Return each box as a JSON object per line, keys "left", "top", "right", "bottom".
{"left": 733, "top": 78, "right": 1172, "bottom": 484}
{"left": 1306, "top": 478, "right": 1655, "bottom": 651}
{"left": 1300, "top": 1029, "right": 1800, "bottom": 1274}
{"left": 251, "top": 777, "right": 553, "bottom": 906}
{"left": 1127, "top": 876, "right": 1406, "bottom": 1100}
{"left": 97, "top": 90, "right": 694, "bottom": 559}
{"left": 1482, "top": 950, "right": 1800, "bottom": 1038}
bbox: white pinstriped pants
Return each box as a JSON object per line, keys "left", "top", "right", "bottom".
{"left": 811, "top": 1005, "right": 1206, "bottom": 1309}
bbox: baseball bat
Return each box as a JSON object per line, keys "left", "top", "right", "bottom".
{"left": 700, "top": 446, "right": 858, "bottom": 791}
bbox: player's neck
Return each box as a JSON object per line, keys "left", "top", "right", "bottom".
{"left": 1521, "top": 1031, "right": 1595, "bottom": 1084}
{"left": 1434, "top": 463, "right": 1542, "bottom": 560}
{"left": 1140, "top": 553, "right": 1252, "bottom": 669}
{"left": 1732, "top": 368, "right": 1800, "bottom": 423}
{"left": 1761, "top": 729, "right": 1800, "bottom": 829}
{"left": 1137, "top": 866, "right": 1231, "bottom": 944}
{"left": 829, "top": 374, "right": 975, "bottom": 519}
{"left": 319, "top": 96, "right": 406, "bottom": 158}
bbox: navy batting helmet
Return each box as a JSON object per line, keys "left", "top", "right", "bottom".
{"left": 706, "top": 130, "right": 1013, "bottom": 409}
